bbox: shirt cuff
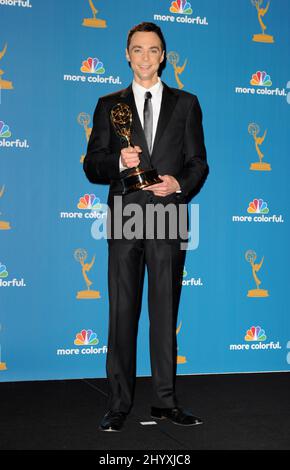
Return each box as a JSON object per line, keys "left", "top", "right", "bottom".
{"left": 119, "top": 155, "right": 127, "bottom": 172}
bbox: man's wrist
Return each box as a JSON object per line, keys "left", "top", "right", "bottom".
{"left": 171, "top": 176, "right": 181, "bottom": 192}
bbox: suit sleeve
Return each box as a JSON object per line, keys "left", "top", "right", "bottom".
{"left": 83, "top": 98, "right": 120, "bottom": 183}
{"left": 174, "top": 96, "right": 209, "bottom": 197}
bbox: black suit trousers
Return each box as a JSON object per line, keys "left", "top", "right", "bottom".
{"left": 106, "top": 239, "right": 186, "bottom": 413}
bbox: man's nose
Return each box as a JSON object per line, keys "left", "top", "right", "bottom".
{"left": 142, "top": 51, "right": 149, "bottom": 61}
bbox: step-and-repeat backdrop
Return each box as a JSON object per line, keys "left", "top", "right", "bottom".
{"left": 1, "top": 0, "right": 290, "bottom": 382}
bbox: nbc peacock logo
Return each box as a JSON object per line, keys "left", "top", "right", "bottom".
{"left": 77, "top": 194, "right": 102, "bottom": 210}
{"left": 59, "top": 193, "right": 107, "bottom": 220}
{"left": 0, "top": 262, "right": 26, "bottom": 288}
{"left": 74, "top": 329, "right": 99, "bottom": 346}
{"left": 153, "top": 0, "right": 208, "bottom": 25}
{"left": 245, "top": 326, "right": 267, "bottom": 342}
{"left": 0, "top": 120, "right": 30, "bottom": 149}
{"left": 247, "top": 198, "right": 269, "bottom": 214}
{"left": 56, "top": 329, "right": 107, "bottom": 356}
{"left": 81, "top": 57, "right": 105, "bottom": 74}
{"left": 235, "top": 70, "right": 286, "bottom": 97}
{"left": 63, "top": 56, "right": 121, "bottom": 85}
{"left": 0, "top": 263, "right": 8, "bottom": 279}
{"left": 170, "top": 0, "right": 192, "bottom": 14}
{"left": 232, "top": 198, "right": 284, "bottom": 223}
{"left": 182, "top": 266, "right": 203, "bottom": 287}
{"left": 229, "top": 326, "right": 281, "bottom": 351}
{"left": 250, "top": 70, "right": 272, "bottom": 87}
{"left": 0, "top": 121, "right": 11, "bottom": 138}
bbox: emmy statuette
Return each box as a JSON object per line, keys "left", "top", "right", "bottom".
{"left": 110, "top": 103, "right": 162, "bottom": 195}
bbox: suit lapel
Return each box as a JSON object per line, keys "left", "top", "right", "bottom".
{"left": 151, "top": 82, "right": 179, "bottom": 157}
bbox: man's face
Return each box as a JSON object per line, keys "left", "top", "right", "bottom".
{"left": 126, "top": 31, "right": 164, "bottom": 87}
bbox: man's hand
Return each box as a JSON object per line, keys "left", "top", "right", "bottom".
{"left": 121, "top": 146, "right": 142, "bottom": 168}
{"left": 143, "top": 175, "right": 181, "bottom": 197}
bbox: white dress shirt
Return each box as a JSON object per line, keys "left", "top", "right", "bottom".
{"left": 132, "top": 78, "right": 163, "bottom": 143}
{"left": 119, "top": 78, "right": 163, "bottom": 171}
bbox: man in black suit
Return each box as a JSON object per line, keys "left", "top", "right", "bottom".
{"left": 84, "top": 22, "right": 208, "bottom": 431}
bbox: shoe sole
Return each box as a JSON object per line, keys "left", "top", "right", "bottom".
{"left": 99, "top": 426, "right": 122, "bottom": 432}
{"left": 151, "top": 415, "right": 203, "bottom": 426}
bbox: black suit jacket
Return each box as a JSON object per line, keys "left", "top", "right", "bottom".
{"left": 84, "top": 82, "right": 208, "bottom": 205}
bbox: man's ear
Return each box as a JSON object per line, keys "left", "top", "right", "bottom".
{"left": 160, "top": 50, "right": 165, "bottom": 63}
{"left": 125, "top": 48, "right": 130, "bottom": 62}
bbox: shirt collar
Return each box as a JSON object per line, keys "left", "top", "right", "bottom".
{"left": 132, "top": 77, "right": 163, "bottom": 99}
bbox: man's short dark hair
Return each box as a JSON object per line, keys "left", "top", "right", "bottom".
{"left": 127, "top": 22, "right": 166, "bottom": 52}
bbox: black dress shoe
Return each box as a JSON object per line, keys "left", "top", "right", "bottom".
{"left": 151, "top": 406, "right": 203, "bottom": 426}
{"left": 99, "top": 410, "right": 127, "bottom": 432}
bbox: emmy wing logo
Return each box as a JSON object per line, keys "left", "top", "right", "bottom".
{"left": 74, "top": 248, "right": 100, "bottom": 299}
{"left": 74, "top": 329, "right": 99, "bottom": 346}
{"left": 176, "top": 321, "right": 186, "bottom": 364}
{"left": 0, "top": 185, "right": 11, "bottom": 230}
{"left": 167, "top": 51, "right": 187, "bottom": 89}
{"left": 81, "top": 57, "right": 105, "bottom": 74}
{"left": 0, "top": 43, "right": 13, "bottom": 90}
{"left": 170, "top": 0, "right": 193, "bottom": 14}
{"left": 82, "top": 0, "right": 107, "bottom": 28}
{"left": 245, "top": 326, "right": 267, "bottom": 342}
{"left": 248, "top": 123, "right": 271, "bottom": 171}
{"left": 245, "top": 250, "right": 269, "bottom": 298}
{"left": 250, "top": 71, "right": 272, "bottom": 87}
{"left": 251, "top": 0, "right": 274, "bottom": 43}
{"left": 77, "top": 112, "right": 92, "bottom": 163}
{"left": 0, "top": 324, "right": 7, "bottom": 371}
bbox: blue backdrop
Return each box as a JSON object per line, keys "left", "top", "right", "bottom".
{"left": 1, "top": 0, "right": 290, "bottom": 382}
